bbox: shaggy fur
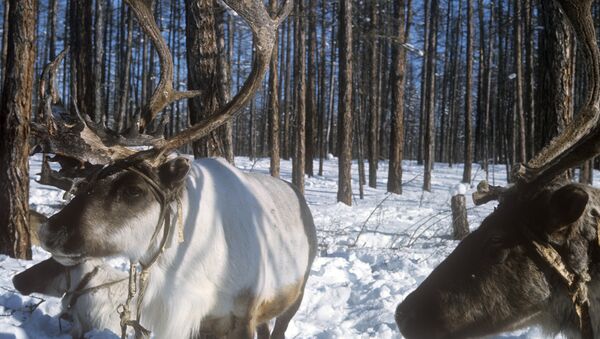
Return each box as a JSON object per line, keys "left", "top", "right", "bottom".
{"left": 396, "top": 182, "right": 600, "bottom": 339}
{"left": 38, "top": 158, "right": 318, "bottom": 338}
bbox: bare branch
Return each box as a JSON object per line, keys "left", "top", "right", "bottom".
{"left": 472, "top": 181, "right": 509, "bottom": 206}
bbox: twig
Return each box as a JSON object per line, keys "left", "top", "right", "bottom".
{"left": 351, "top": 193, "right": 393, "bottom": 247}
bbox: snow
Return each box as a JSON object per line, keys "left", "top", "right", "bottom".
{"left": 1, "top": 155, "right": 591, "bottom": 338}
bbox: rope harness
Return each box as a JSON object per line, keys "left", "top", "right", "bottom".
{"left": 522, "top": 227, "right": 594, "bottom": 339}
{"left": 111, "top": 167, "right": 184, "bottom": 339}
{"left": 69, "top": 163, "right": 184, "bottom": 339}
{"left": 58, "top": 266, "right": 128, "bottom": 332}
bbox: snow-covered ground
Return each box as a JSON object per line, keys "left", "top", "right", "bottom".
{"left": 1, "top": 155, "right": 596, "bottom": 338}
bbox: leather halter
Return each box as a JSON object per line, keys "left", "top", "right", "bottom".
{"left": 521, "top": 227, "right": 594, "bottom": 339}
{"left": 58, "top": 265, "right": 127, "bottom": 332}
{"left": 75, "top": 163, "right": 183, "bottom": 339}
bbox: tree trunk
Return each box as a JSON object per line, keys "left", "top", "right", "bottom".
{"left": 305, "top": 0, "right": 317, "bottom": 177}
{"left": 282, "top": 19, "right": 292, "bottom": 161}
{"left": 387, "top": 0, "right": 408, "bottom": 194}
{"left": 215, "top": 3, "right": 234, "bottom": 164}
{"left": 368, "top": 0, "right": 380, "bottom": 189}
{"left": 293, "top": 0, "right": 307, "bottom": 193}
{"left": 451, "top": 194, "right": 469, "bottom": 240}
{"left": 0, "top": 0, "right": 36, "bottom": 259}
{"left": 337, "top": 0, "right": 353, "bottom": 205}
{"left": 69, "top": 0, "right": 94, "bottom": 120}
{"left": 268, "top": 0, "right": 280, "bottom": 177}
{"left": 462, "top": 0, "right": 473, "bottom": 184}
{"left": 423, "top": 0, "right": 439, "bottom": 192}
{"left": 513, "top": 0, "right": 526, "bottom": 163}
{"left": 186, "top": 0, "right": 227, "bottom": 159}
{"left": 317, "top": 0, "right": 327, "bottom": 176}
{"left": 116, "top": 9, "right": 133, "bottom": 133}
{"left": 93, "top": 0, "right": 105, "bottom": 125}
{"left": 536, "top": 0, "right": 574, "bottom": 152}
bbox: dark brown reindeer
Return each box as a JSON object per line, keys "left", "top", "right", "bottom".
{"left": 396, "top": 0, "right": 600, "bottom": 338}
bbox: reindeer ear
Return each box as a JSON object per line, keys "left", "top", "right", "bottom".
{"left": 546, "top": 185, "right": 589, "bottom": 234}
{"left": 158, "top": 157, "right": 191, "bottom": 188}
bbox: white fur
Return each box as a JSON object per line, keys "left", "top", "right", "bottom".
{"left": 28, "top": 258, "right": 129, "bottom": 338}
{"left": 102, "top": 159, "right": 316, "bottom": 338}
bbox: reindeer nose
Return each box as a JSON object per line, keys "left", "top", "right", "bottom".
{"left": 395, "top": 301, "right": 415, "bottom": 333}
{"left": 396, "top": 295, "right": 445, "bottom": 339}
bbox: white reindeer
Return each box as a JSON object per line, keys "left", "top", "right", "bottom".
{"left": 38, "top": 158, "right": 317, "bottom": 338}
{"left": 34, "top": 0, "right": 314, "bottom": 337}
{"left": 13, "top": 257, "right": 128, "bottom": 338}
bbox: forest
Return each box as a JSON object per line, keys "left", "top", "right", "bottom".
{"left": 1, "top": 0, "right": 600, "bottom": 337}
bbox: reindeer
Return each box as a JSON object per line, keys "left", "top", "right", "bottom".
{"left": 29, "top": 1, "right": 316, "bottom": 338}
{"left": 396, "top": 1, "right": 600, "bottom": 338}
{"left": 13, "top": 257, "right": 129, "bottom": 338}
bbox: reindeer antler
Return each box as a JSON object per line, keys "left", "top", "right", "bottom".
{"left": 116, "top": 0, "right": 293, "bottom": 166}
{"left": 512, "top": 0, "right": 600, "bottom": 188}
{"left": 33, "top": 0, "right": 293, "bottom": 186}
{"left": 124, "top": 0, "right": 202, "bottom": 131}
{"left": 472, "top": 181, "right": 509, "bottom": 206}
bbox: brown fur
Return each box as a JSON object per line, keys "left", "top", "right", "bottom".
{"left": 198, "top": 280, "right": 304, "bottom": 339}
{"left": 396, "top": 182, "right": 600, "bottom": 339}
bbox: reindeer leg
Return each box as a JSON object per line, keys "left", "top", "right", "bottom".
{"left": 256, "top": 323, "right": 270, "bottom": 339}
{"left": 270, "top": 290, "right": 305, "bottom": 339}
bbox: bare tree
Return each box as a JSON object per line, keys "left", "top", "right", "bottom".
{"left": 368, "top": 0, "right": 380, "bottom": 189}
{"left": 0, "top": 0, "right": 36, "bottom": 259}
{"left": 387, "top": 0, "right": 409, "bottom": 194}
{"left": 462, "top": 0, "right": 473, "bottom": 184}
{"left": 337, "top": 0, "right": 353, "bottom": 205}
{"left": 186, "top": 0, "right": 228, "bottom": 159}
{"left": 423, "top": 0, "right": 439, "bottom": 192}
{"left": 69, "top": 0, "right": 94, "bottom": 120}
{"left": 268, "top": 0, "right": 280, "bottom": 177}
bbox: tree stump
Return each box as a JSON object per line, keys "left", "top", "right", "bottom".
{"left": 451, "top": 194, "right": 469, "bottom": 240}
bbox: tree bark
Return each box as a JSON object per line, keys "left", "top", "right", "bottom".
{"left": 387, "top": 0, "right": 409, "bottom": 194}
{"left": 93, "top": 0, "right": 105, "bottom": 125}
{"left": 423, "top": 0, "right": 439, "bottom": 192}
{"left": 116, "top": 9, "right": 133, "bottom": 133}
{"left": 368, "top": 0, "right": 380, "bottom": 189}
{"left": 462, "top": 0, "right": 473, "bottom": 184}
{"left": 0, "top": 0, "right": 9, "bottom": 92}
{"left": 268, "top": 0, "right": 280, "bottom": 177}
{"left": 0, "top": 0, "right": 36, "bottom": 259}
{"left": 513, "top": 0, "right": 526, "bottom": 163}
{"left": 451, "top": 194, "right": 469, "bottom": 240}
{"left": 337, "top": 0, "right": 353, "bottom": 205}
{"left": 186, "top": 0, "right": 227, "bottom": 159}
{"left": 293, "top": 0, "right": 307, "bottom": 193}
{"left": 215, "top": 3, "right": 234, "bottom": 164}
{"left": 305, "top": 0, "right": 317, "bottom": 177}
{"left": 536, "top": 0, "right": 574, "bottom": 152}
{"left": 69, "top": 0, "right": 94, "bottom": 120}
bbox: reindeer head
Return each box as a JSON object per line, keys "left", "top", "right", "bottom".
{"left": 38, "top": 158, "right": 191, "bottom": 265}
{"left": 397, "top": 0, "right": 600, "bottom": 337}
{"left": 33, "top": 0, "right": 291, "bottom": 265}
{"left": 397, "top": 182, "right": 596, "bottom": 338}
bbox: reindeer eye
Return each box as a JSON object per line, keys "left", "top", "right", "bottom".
{"left": 123, "top": 185, "right": 144, "bottom": 198}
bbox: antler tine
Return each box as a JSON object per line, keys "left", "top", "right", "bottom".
{"left": 513, "top": 0, "right": 600, "bottom": 187}
{"left": 472, "top": 180, "right": 509, "bottom": 206}
{"left": 124, "top": 0, "right": 202, "bottom": 132}
{"left": 139, "top": 0, "right": 292, "bottom": 162}
{"left": 37, "top": 48, "right": 68, "bottom": 131}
